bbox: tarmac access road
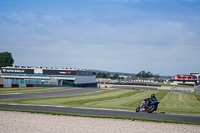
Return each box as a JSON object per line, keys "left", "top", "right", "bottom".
{"left": 0, "top": 104, "right": 200, "bottom": 123}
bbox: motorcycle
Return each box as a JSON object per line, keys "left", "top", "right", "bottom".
{"left": 136, "top": 100, "right": 160, "bottom": 113}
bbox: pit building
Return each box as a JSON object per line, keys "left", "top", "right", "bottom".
{"left": 0, "top": 66, "right": 97, "bottom": 88}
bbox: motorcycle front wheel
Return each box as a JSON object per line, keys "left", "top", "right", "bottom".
{"left": 147, "top": 105, "right": 156, "bottom": 113}
{"left": 136, "top": 107, "right": 140, "bottom": 112}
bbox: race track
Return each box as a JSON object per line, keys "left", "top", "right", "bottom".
{"left": 0, "top": 88, "right": 103, "bottom": 100}
{"left": 0, "top": 104, "right": 200, "bottom": 123}
{"left": 0, "top": 88, "right": 200, "bottom": 123}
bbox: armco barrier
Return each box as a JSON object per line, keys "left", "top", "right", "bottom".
{"left": 113, "top": 82, "right": 161, "bottom": 87}
{"left": 26, "top": 84, "right": 34, "bottom": 87}
{"left": 0, "top": 84, "right": 4, "bottom": 88}
{"left": 1, "top": 84, "right": 34, "bottom": 88}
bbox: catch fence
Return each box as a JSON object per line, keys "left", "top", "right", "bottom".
{"left": 194, "top": 85, "right": 200, "bottom": 94}
{"left": 171, "top": 85, "right": 200, "bottom": 94}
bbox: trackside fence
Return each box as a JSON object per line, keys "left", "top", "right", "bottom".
{"left": 194, "top": 85, "right": 200, "bottom": 94}
{"left": 171, "top": 87, "right": 192, "bottom": 93}
{"left": 171, "top": 85, "right": 200, "bottom": 94}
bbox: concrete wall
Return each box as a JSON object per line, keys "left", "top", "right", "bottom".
{"left": 74, "top": 76, "right": 96, "bottom": 84}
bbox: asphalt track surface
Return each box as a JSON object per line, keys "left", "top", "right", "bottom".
{"left": 0, "top": 104, "right": 200, "bottom": 123}
{"left": 112, "top": 86, "right": 158, "bottom": 90}
{"left": 0, "top": 88, "right": 200, "bottom": 123}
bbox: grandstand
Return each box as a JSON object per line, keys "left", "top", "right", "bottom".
{"left": 171, "top": 72, "right": 200, "bottom": 86}
{"left": 0, "top": 66, "right": 97, "bottom": 88}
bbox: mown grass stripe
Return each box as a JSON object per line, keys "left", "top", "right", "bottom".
{"left": 61, "top": 90, "right": 142, "bottom": 105}
{"left": 0, "top": 89, "right": 122, "bottom": 105}
{"left": 0, "top": 87, "right": 74, "bottom": 94}
{"left": 1, "top": 89, "right": 200, "bottom": 116}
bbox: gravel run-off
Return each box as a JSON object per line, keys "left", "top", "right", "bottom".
{"left": 0, "top": 111, "right": 199, "bottom": 133}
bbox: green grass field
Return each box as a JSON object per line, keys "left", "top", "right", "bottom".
{"left": 0, "top": 87, "right": 74, "bottom": 94}
{"left": 158, "top": 82, "right": 194, "bottom": 88}
{"left": 0, "top": 89, "right": 200, "bottom": 116}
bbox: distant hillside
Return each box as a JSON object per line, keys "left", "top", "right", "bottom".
{"left": 86, "top": 69, "right": 134, "bottom": 76}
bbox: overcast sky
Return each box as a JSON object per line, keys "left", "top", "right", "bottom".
{"left": 0, "top": 0, "right": 200, "bottom": 75}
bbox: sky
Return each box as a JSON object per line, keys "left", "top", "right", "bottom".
{"left": 0, "top": 0, "right": 200, "bottom": 76}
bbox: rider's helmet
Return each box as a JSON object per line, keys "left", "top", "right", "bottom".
{"left": 151, "top": 94, "right": 155, "bottom": 98}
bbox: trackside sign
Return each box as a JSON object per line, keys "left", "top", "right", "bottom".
{"left": 60, "top": 72, "right": 71, "bottom": 74}
{"left": 1, "top": 68, "right": 34, "bottom": 74}
{"left": 3, "top": 69, "right": 24, "bottom": 73}
{"left": 1, "top": 68, "right": 95, "bottom": 76}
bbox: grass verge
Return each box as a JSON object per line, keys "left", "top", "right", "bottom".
{"left": 0, "top": 108, "right": 199, "bottom": 125}
{"left": 0, "top": 87, "right": 75, "bottom": 94}
{"left": 158, "top": 82, "right": 194, "bottom": 88}
{"left": 1, "top": 89, "right": 199, "bottom": 116}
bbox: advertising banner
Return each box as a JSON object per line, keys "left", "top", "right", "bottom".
{"left": 43, "top": 70, "right": 76, "bottom": 75}
{"left": 1, "top": 68, "right": 95, "bottom": 76}
{"left": 1, "top": 68, "right": 34, "bottom": 74}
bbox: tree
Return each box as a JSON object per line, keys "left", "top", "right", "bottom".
{"left": 96, "top": 72, "right": 102, "bottom": 78}
{"left": 107, "top": 73, "right": 111, "bottom": 79}
{"left": 96, "top": 72, "right": 122, "bottom": 79}
{"left": 136, "top": 70, "right": 146, "bottom": 78}
{"left": 136, "top": 71, "right": 154, "bottom": 78}
{"left": 146, "top": 71, "right": 153, "bottom": 78}
{"left": 96, "top": 72, "right": 109, "bottom": 78}
{"left": 102, "top": 73, "right": 107, "bottom": 78}
{"left": 154, "top": 74, "right": 160, "bottom": 81}
{"left": 0, "top": 52, "right": 14, "bottom": 68}
{"left": 112, "top": 74, "right": 119, "bottom": 79}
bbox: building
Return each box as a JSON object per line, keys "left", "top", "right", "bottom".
{"left": 0, "top": 66, "right": 97, "bottom": 88}
{"left": 171, "top": 72, "right": 200, "bottom": 86}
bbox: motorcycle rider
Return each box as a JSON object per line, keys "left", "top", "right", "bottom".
{"left": 143, "top": 94, "right": 157, "bottom": 109}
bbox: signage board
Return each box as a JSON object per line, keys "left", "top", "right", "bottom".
{"left": 1, "top": 68, "right": 34, "bottom": 74}
{"left": 1, "top": 68, "right": 95, "bottom": 76}
{"left": 34, "top": 68, "right": 43, "bottom": 74}
{"left": 43, "top": 70, "right": 76, "bottom": 75}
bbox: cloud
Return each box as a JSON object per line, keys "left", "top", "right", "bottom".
{"left": 0, "top": 6, "right": 200, "bottom": 75}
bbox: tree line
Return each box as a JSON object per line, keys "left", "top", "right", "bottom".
{"left": 96, "top": 73, "right": 124, "bottom": 79}
{"left": 97, "top": 70, "right": 160, "bottom": 80}
{"left": 136, "top": 70, "right": 160, "bottom": 79}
